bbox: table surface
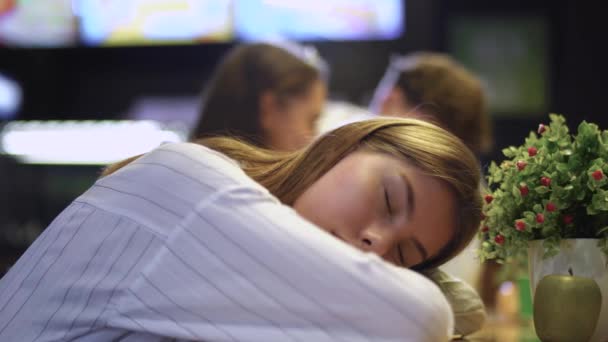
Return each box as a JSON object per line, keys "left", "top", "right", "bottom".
{"left": 452, "top": 318, "right": 540, "bottom": 342}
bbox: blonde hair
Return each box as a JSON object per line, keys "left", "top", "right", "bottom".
{"left": 102, "top": 118, "right": 482, "bottom": 270}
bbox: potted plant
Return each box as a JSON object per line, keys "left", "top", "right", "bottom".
{"left": 479, "top": 114, "right": 608, "bottom": 341}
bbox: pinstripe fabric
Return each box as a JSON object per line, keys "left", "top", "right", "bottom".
{"left": 0, "top": 143, "right": 453, "bottom": 341}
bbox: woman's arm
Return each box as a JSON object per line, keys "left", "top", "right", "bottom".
{"left": 107, "top": 186, "right": 454, "bottom": 342}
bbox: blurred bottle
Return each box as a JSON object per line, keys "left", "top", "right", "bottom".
{"left": 495, "top": 281, "right": 519, "bottom": 322}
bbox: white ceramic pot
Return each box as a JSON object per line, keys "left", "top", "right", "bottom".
{"left": 528, "top": 239, "right": 608, "bottom": 342}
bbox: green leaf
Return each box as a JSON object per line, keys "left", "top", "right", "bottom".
{"left": 502, "top": 146, "right": 519, "bottom": 158}
{"left": 591, "top": 191, "right": 608, "bottom": 211}
{"left": 556, "top": 163, "right": 569, "bottom": 172}
{"left": 549, "top": 113, "right": 566, "bottom": 125}
{"left": 512, "top": 186, "right": 521, "bottom": 198}
{"left": 489, "top": 161, "right": 499, "bottom": 174}
{"left": 588, "top": 206, "right": 599, "bottom": 215}
{"left": 535, "top": 186, "right": 550, "bottom": 194}
{"left": 493, "top": 169, "right": 503, "bottom": 183}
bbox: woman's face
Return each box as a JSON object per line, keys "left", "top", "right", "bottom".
{"left": 293, "top": 149, "right": 457, "bottom": 268}
{"left": 262, "top": 79, "right": 326, "bottom": 151}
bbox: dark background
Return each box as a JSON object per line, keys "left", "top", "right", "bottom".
{"left": 1, "top": 0, "right": 606, "bottom": 273}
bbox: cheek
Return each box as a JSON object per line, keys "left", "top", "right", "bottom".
{"left": 410, "top": 193, "right": 457, "bottom": 259}
{"left": 281, "top": 106, "right": 315, "bottom": 148}
{"left": 294, "top": 171, "right": 376, "bottom": 236}
{"left": 295, "top": 107, "right": 317, "bottom": 133}
{"left": 293, "top": 184, "right": 339, "bottom": 233}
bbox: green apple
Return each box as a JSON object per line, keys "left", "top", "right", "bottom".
{"left": 533, "top": 270, "right": 602, "bottom": 342}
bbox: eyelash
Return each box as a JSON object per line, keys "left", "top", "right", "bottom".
{"left": 397, "top": 244, "right": 406, "bottom": 266}
{"left": 385, "top": 187, "right": 405, "bottom": 266}
{"left": 384, "top": 189, "right": 393, "bottom": 217}
{"left": 384, "top": 188, "right": 394, "bottom": 221}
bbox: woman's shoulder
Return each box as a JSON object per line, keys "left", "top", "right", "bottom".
{"left": 154, "top": 142, "right": 241, "bottom": 168}
{"left": 81, "top": 142, "right": 261, "bottom": 228}
{"left": 129, "top": 142, "right": 257, "bottom": 190}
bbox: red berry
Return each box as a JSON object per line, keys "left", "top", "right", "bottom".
{"left": 516, "top": 160, "right": 527, "bottom": 171}
{"left": 495, "top": 234, "right": 505, "bottom": 245}
{"left": 515, "top": 220, "right": 526, "bottom": 231}
{"left": 481, "top": 226, "right": 489, "bottom": 233}
{"left": 546, "top": 202, "right": 557, "bottom": 212}
{"left": 538, "top": 124, "right": 547, "bottom": 134}
{"left": 563, "top": 215, "right": 574, "bottom": 224}
{"left": 540, "top": 176, "right": 552, "bottom": 187}
{"left": 536, "top": 213, "right": 545, "bottom": 224}
{"left": 593, "top": 170, "right": 604, "bottom": 181}
{"left": 485, "top": 195, "right": 494, "bottom": 204}
{"left": 528, "top": 147, "right": 538, "bottom": 157}
{"left": 520, "top": 185, "right": 529, "bottom": 196}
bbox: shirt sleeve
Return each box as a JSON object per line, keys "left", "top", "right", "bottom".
{"left": 107, "top": 186, "right": 454, "bottom": 342}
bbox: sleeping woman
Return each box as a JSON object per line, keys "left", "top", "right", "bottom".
{"left": 0, "top": 118, "right": 482, "bottom": 341}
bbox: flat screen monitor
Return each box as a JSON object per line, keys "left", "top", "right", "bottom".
{"left": 1, "top": 0, "right": 405, "bottom": 47}
{"left": 234, "top": 0, "right": 404, "bottom": 41}
{"left": 75, "top": 0, "right": 234, "bottom": 46}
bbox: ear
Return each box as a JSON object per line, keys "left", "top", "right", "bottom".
{"left": 389, "top": 88, "right": 430, "bottom": 120}
{"left": 385, "top": 87, "right": 404, "bottom": 102}
{"left": 379, "top": 87, "right": 407, "bottom": 115}
{"left": 259, "top": 91, "right": 283, "bottom": 133}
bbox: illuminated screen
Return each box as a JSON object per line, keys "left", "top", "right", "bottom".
{"left": 1, "top": 0, "right": 405, "bottom": 47}
{"left": 76, "top": 0, "right": 234, "bottom": 46}
{"left": 0, "top": 0, "right": 78, "bottom": 47}
{"left": 234, "top": 0, "right": 404, "bottom": 41}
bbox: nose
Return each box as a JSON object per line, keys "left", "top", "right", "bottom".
{"left": 358, "top": 226, "right": 395, "bottom": 256}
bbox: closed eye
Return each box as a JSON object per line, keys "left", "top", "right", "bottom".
{"left": 397, "top": 243, "right": 406, "bottom": 266}
{"left": 384, "top": 188, "right": 393, "bottom": 217}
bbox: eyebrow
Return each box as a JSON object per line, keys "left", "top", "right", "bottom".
{"left": 400, "top": 174, "right": 416, "bottom": 219}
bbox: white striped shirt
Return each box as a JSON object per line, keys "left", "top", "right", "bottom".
{"left": 0, "top": 142, "right": 454, "bottom": 341}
